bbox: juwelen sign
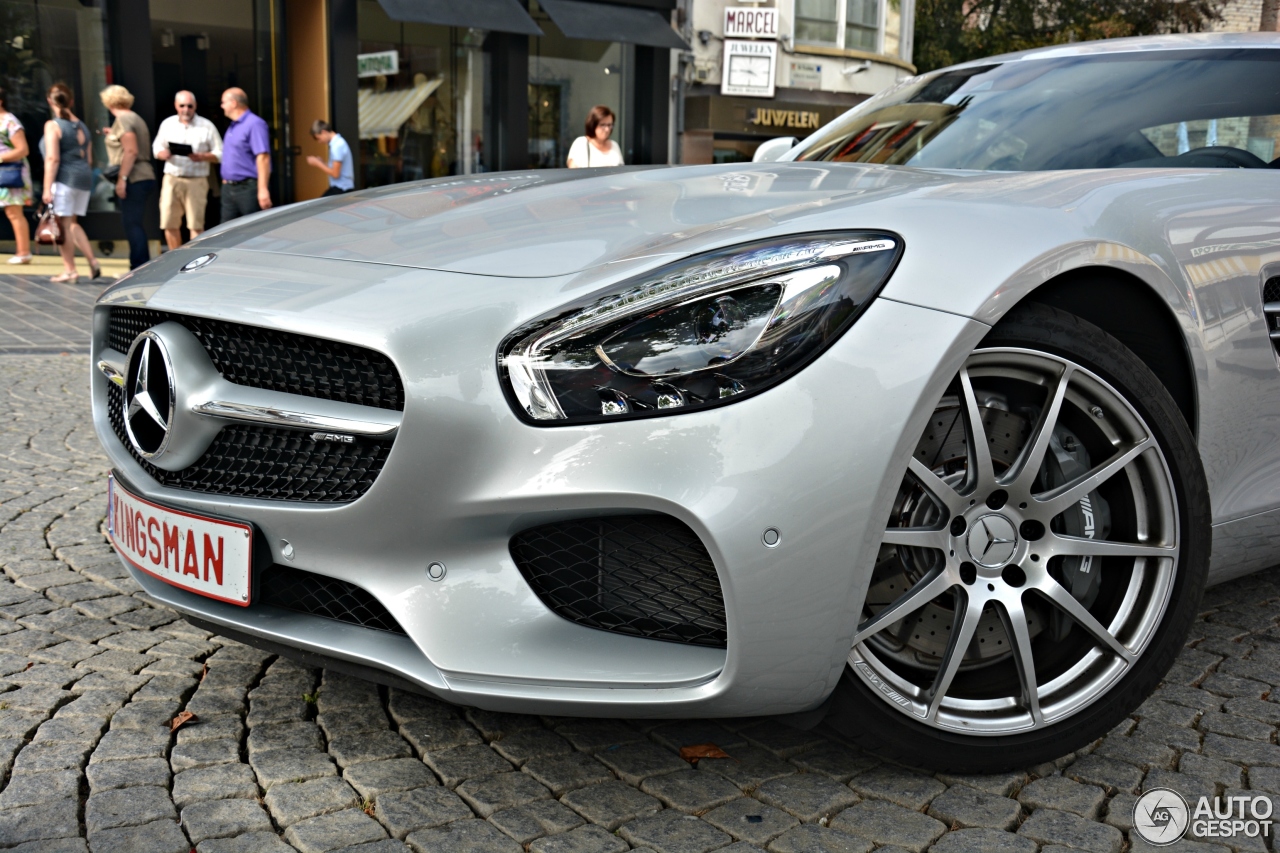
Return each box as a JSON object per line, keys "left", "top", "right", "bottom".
{"left": 724, "top": 7, "right": 778, "bottom": 38}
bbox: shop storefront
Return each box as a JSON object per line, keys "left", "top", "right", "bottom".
{"left": 681, "top": 92, "right": 859, "bottom": 163}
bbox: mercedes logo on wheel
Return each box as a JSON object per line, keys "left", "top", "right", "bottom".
{"left": 967, "top": 514, "right": 1018, "bottom": 568}
{"left": 1133, "top": 787, "right": 1190, "bottom": 846}
{"left": 123, "top": 331, "right": 175, "bottom": 459}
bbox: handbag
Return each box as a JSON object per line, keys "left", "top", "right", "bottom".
{"left": 102, "top": 164, "right": 121, "bottom": 183}
{"left": 0, "top": 162, "right": 22, "bottom": 189}
{"left": 35, "top": 205, "right": 62, "bottom": 245}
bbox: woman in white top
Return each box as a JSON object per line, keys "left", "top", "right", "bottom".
{"left": 566, "top": 105, "right": 623, "bottom": 168}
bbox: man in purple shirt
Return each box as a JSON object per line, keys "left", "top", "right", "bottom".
{"left": 219, "top": 88, "right": 272, "bottom": 222}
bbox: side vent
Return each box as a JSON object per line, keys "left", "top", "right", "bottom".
{"left": 1265, "top": 276, "right": 1280, "bottom": 356}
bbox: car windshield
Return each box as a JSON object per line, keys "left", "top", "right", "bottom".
{"left": 794, "top": 49, "right": 1280, "bottom": 170}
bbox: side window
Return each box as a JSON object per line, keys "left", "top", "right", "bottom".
{"left": 1141, "top": 117, "right": 1280, "bottom": 163}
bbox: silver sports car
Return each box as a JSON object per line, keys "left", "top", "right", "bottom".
{"left": 93, "top": 33, "right": 1280, "bottom": 771}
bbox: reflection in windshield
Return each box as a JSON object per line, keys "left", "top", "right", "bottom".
{"left": 795, "top": 51, "right": 1280, "bottom": 171}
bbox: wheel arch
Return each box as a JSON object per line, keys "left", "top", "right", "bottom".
{"left": 1019, "top": 266, "right": 1199, "bottom": 437}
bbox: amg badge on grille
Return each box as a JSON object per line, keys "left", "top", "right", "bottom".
{"left": 311, "top": 432, "right": 355, "bottom": 444}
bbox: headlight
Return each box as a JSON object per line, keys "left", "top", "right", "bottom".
{"left": 500, "top": 231, "right": 902, "bottom": 424}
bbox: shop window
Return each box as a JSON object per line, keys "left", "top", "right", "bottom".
{"left": 796, "top": 0, "right": 880, "bottom": 53}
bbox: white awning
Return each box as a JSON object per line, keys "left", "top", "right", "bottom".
{"left": 357, "top": 79, "right": 443, "bottom": 140}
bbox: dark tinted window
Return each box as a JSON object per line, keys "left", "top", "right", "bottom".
{"left": 794, "top": 50, "right": 1280, "bottom": 170}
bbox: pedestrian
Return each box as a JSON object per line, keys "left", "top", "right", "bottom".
{"left": 153, "top": 90, "right": 223, "bottom": 249}
{"left": 305, "top": 120, "right": 354, "bottom": 196}
{"left": 219, "top": 88, "right": 272, "bottom": 222}
{"left": 566, "top": 105, "right": 623, "bottom": 168}
{"left": 101, "top": 84, "right": 158, "bottom": 270}
{"left": 40, "top": 83, "right": 100, "bottom": 283}
{"left": 0, "top": 87, "right": 33, "bottom": 265}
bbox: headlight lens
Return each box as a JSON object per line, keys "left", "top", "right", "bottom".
{"left": 501, "top": 232, "right": 901, "bottom": 424}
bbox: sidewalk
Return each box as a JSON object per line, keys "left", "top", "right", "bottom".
{"left": 0, "top": 253, "right": 129, "bottom": 353}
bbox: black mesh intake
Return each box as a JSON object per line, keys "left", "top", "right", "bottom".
{"left": 511, "top": 516, "right": 727, "bottom": 648}
{"left": 107, "top": 306, "right": 404, "bottom": 411}
{"left": 1265, "top": 277, "right": 1280, "bottom": 306}
{"left": 259, "top": 565, "right": 407, "bottom": 634}
{"left": 108, "top": 383, "right": 391, "bottom": 503}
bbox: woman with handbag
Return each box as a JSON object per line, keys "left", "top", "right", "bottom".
{"left": 101, "top": 85, "right": 156, "bottom": 270}
{"left": 0, "top": 87, "right": 32, "bottom": 264}
{"left": 40, "top": 83, "right": 99, "bottom": 283}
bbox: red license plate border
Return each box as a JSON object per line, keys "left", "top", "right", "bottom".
{"left": 108, "top": 470, "right": 267, "bottom": 607}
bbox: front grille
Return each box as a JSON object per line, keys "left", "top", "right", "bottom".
{"left": 1264, "top": 277, "right": 1280, "bottom": 306}
{"left": 259, "top": 565, "right": 407, "bottom": 635}
{"left": 107, "top": 307, "right": 404, "bottom": 411}
{"left": 1264, "top": 277, "right": 1280, "bottom": 360}
{"left": 108, "top": 383, "right": 391, "bottom": 502}
{"left": 511, "top": 516, "right": 727, "bottom": 648}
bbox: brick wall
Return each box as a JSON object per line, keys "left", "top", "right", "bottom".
{"left": 1213, "top": 0, "right": 1263, "bottom": 32}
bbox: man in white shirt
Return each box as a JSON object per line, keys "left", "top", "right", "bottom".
{"left": 153, "top": 91, "right": 224, "bottom": 249}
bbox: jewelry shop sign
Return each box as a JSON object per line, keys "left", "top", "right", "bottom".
{"left": 722, "top": 39, "right": 778, "bottom": 98}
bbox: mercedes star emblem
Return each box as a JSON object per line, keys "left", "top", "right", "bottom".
{"left": 123, "top": 332, "right": 175, "bottom": 459}
{"left": 967, "top": 514, "right": 1018, "bottom": 568}
{"left": 181, "top": 253, "right": 216, "bottom": 272}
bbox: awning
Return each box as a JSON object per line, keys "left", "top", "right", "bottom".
{"left": 377, "top": 0, "right": 543, "bottom": 36}
{"left": 358, "top": 79, "right": 444, "bottom": 139}
{"left": 537, "top": 0, "right": 689, "bottom": 50}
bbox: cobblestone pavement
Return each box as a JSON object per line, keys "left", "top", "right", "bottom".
{"left": 3, "top": 354, "right": 1280, "bottom": 853}
{"left": 0, "top": 274, "right": 114, "bottom": 355}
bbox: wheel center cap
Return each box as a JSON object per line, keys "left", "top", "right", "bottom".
{"left": 967, "top": 514, "right": 1019, "bottom": 568}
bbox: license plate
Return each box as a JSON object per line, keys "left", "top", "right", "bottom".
{"left": 107, "top": 473, "right": 253, "bottom": 606}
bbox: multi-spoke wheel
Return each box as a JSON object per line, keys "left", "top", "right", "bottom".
{"left": 828, "top": 303, "right": 1209, "bottom": 771}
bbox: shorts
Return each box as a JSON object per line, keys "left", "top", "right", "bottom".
{"left": 51, "top": 182, "right": 89, "bottom": 217}
{"left": 160, "top": 174, "right": 210, "bottom": 231}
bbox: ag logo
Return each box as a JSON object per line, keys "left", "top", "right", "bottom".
{"left": 1133, "top": 787, "right": 1190, "bottom": 846}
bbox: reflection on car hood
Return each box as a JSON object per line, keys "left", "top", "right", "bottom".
{"left": 192, "top": 164, "right": 950, "bottom": 278}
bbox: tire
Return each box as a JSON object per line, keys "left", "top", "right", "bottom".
{"left": 828, "top": 302, "right": 1210, "bottom": 772}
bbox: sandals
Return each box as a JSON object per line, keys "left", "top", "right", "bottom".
{"left": 6, "top": 254, "right": 31, "bottom": 265}
{"left": 49, "top": 272, "right": 79, "bottom": 284}
{"left": 90, "top": 261, "right": 101, "bottom": 279}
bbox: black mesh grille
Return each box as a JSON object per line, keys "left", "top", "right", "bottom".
{"left": 511, "top": 516, "right": 727, "bottom": 648}
{"left": 108, "top": 383, "right": 391, "bottom": 503}
{"left": 107, "top": 306, "right": 404, "bottom": 411}
{"left": 260, "top": 565, "right": 407, "bottom": 634}
{"left": 1265, "top": 277, "right": 1280, "bottom": 306}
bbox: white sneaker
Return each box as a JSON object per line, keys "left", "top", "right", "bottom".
{"left": 7, "top": 254, "right": 32, "bottom": 265}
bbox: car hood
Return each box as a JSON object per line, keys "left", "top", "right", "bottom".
{"left": 193, "top": 164, "right": 951, "bottom": 278}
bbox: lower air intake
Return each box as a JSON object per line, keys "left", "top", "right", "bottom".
{"left": 510, "top": 515, "right": 727, "bottom": 648}
{"left": 259, "top": 565, "right": 407, "bottom": 635}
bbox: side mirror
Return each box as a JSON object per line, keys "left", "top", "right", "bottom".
{"left": 752, "top": 137, "right": 799, "bottom": 163}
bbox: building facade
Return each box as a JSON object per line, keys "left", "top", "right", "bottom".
{"left": 677, "top": 0, "right": 916, "bottom": 163}
{"left": 0, "top": 0, "right": 687, "bottom": 242}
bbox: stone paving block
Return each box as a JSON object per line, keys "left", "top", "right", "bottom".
{"left": 132, "top": 674, "right": 198, "bottom": 702}
{"left": 374, "top": 785, "right": 475, "bottom": 838}
{"left": 561, "top": 780, "right": 664, "bottom": 830}
{"left": 6, "top": 838, "right": 90, "bottom": 853}
{"left": 1199, "top": 711, "right": 1274, "bottom": 742}
{"left": 423, "top": 744, "right": 514, "bottom": 787}
{"left": 250, "top": 747, "right": 337, "bottom": 788}
{"left": 791, "top": 744, "right": 881, "bottom": 784}
{"left": 109, "top": 698, "right": 179, "bottom": 729}
{"left": 1093, "top": 735, "right": 1176, "bottom": 771}
{"left": 148, "top": 637, "right": 216, "bottom": 659}
{"left": 32, "top": 713, "right": 105, "bottom": 743}
{"left": 1137, "top": 699, "right": 1203, "bottom": 727}
{"left": 0, "top": 709, "right": 45, "bottom": 739}
{"left": 387, "top": 689, "right": 457, "bottom": 725}
{"left": 526, "top": 822, "right": 628, "bottom": 853}
{"left": 330, "top": 842, "right": 412, "bottom": 853}
{"left": 464, "top": 709, "right": 544, "bottom": 741}
{"left": 1016, "top": 808, "right": 1124, "bottom": 853}
{"left": 32, "top": 639, "right": 102, "bottom": 665}
{"left": 595, "top": 741, "right": 688, "bottom": 786}
{"left": 703, "top": 797, "right": 800, "bottom": 845}
{"left": 86, "top": 756, "right": 171, "bottom": 791}
{"left": 8, "top": 662, "right": 80, "bottom": 687}
{"left": 74, "top": 650, "right": 156, "bottom": 674}
{"left": 175, "top": 715, "right": 244, "bottom": 745}
{"left": 848, "top": 764, "right": 947, "bottom": 810}
{"left": 1249, "top": 765, "right": 1280, "bottom": 794}
{"left": 286, "top": 809, "right": 390, "bottom": 853}
{"left": 553, "top": 719, "right": 644, "bottom": 752}
{"left": 12, "top": 740, "right": 92, "bottom": 774}
{"left": 97, "top": 629, "right": 163, "bottom": 653}
{"left": 0, "top": 768, "right": 81, "bottom": 807}
{"left": 765, "top": 823, "right": 874, "bottom": 853}
{"left": 489, "top": 799, "right": 584, "bottom": 844}
{"left": 457, "top": 771, "right": 552, "bottom": 817}
{"left": 182, "top": 798, "right": 275, "bottom": 845}
{"left": 522, "top": 752, "right": 614, "bottom": 796}
{"left": 111, "top": 607, "right": 179, "bottom": 630}
{"left": 72, "top": 596, "right": 142, "bottom": 620}
{"left": 172, "top": 762, "right": 261, "bottom": 808}
{"left": 1128, "top": 840, "right": 1233, "bottom": 853}
{"left": 1018, "top": 776, "right": 1106, "bottom": 819}
{"left": 85, "top": 784, "right": 178, "bottom": 832}
{"left": 330, "top": 730, "right": 414, "bottom": 768}
{"left": 1204, "top": 733, "right": 1280, "bottom": 767}
{"left": 1103, "top": 791, "right": 1137, "bottom": 832}
{"left": 318, "top": 712, "right": 386, "bottom": 742}
{"left": 84, "top": 818, "right": 191, "bottom": 853}
{"left": 46, "top": 581, "right": 115, "bottom": 604}
{"left": 344, "top": 757, "right": 439, "bottom": 799}
{"left": 58, "top": 619, "right": 128, "bottom": 646}
{"left": 1145, "top": 770, "right": 1218, "bottom": 808}
{"left": 247, "top": 720, "right": 323, "bottom": 756}
{"left": 55, "top": 688, "right": 128, "bottom": 719}
{"left": 737, "top": 723, "right": 828, "bottom": 760}
{"left": 617, "top": 809, "right": 733, "bottom": 853}
{"left": 266, "top": 775, "right": 361, "bottom": 826}
{"left": 0, "top": 798, "right": 81, "bottom": 846}
{"left": 141, "top": 656, "right": 206, "bottom": 679}
{"left": 1065, "top": 754, "right": 1145, "bottom": 794}
{"left": 2, "top": 683, "right": 71, "bottom": 712}
{"left": 90, "top": 726, "right": 171, "bottom": 762}
{"left": 246, "top": 695, "right": 309, "bottom": 727}
{"left": 929, "top": 827, "right": 1039, "bottom": 853}
{"left": 1201, "top": 673, "right": 1269, "bottom": 700}
{"left": 926, "top": 783, "right": 1022, "bottom": 830}
{"left": 399, "top": 717, "right": 483, "bottom": 753}
{"left": 830, "top": 799, "right": 947, "bottom": 853}
{"left": 1134, "top": 719, "right": 1203, "bottom": 752}
{"left": 1223, "top": 697, "right": 1280, "bottom": 726}
{"left": 184, "top": 689, "right": 247, "bottom": 718}
{"left": 1180, "top": 752, "right": 1245, "bottom": 789}
{"left": 405, "top": 818, "right": 522, "bottom": 853}
{"left": 641, "top": 769, "right": 744, "bottom": 814}
{"left": 755, "top": 772, "right": 861, "bottom": 823}
{"left": 170, "top": 737, "right": 243, "bottom": 772}
{"left": 650, "top": 721, "right": 749, "bottom": 754}
{"left": 699, "top": 746, "right": 797, "bottom": 791}
{"left": 196, "top": 831, "right": 299, "bottom": 853}
{"left": 490, "top": 728, "right": 573, "bottom": 765}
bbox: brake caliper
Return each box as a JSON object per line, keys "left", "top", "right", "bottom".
{"left": 1042, "top": 427, "right": 1112, "bottom": 640}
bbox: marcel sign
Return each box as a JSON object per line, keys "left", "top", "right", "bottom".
{"left": 724, "top": 8, "right": 778, "bottom": 38}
